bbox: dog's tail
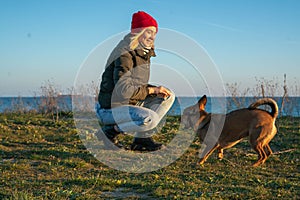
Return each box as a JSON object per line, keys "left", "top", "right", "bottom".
{"left": 248, "top": 98, "right": 278, "bottom": 118}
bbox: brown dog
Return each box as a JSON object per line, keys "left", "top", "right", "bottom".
{"left": 182, "top": 95, "right": 278, "bottom": 167}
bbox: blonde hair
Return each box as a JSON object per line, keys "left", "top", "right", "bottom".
{"left": 129, "top": 26, "right": 156, "bottom": 50}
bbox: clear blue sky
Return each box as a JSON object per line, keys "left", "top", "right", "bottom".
{"left": 1, "top": 0, "right": 299, "bottom": 96}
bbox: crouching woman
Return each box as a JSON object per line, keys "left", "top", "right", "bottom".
{"left": 96, "top": 11, "right": 175, "bottom": 151}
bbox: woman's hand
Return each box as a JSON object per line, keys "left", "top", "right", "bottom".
{"left": 148, "top": 86, "right": 171, "bottom": 99}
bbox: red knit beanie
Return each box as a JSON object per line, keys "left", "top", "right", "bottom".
{"left": 131, "top": 11, "right": 158, "bottom": 33}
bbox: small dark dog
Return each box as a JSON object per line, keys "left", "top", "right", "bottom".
{"left": 182, "top": 95, "right": 278, "bottom": 167}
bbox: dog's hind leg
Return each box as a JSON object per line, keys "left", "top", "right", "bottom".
{"left": 258, "top": 144, "right": 273, "bottom": 165}
{"left": 264, "top": 144, "right": 273, "bottom": 157}
{"left": 252, "top": 144, "right": 268, "bottom": 167}
{"left": 252, "top": 126, "right": 275, "bottom": 166}
{"left": 198, "top": 144, "right": 220, "bottom": 165}
{"left": 250, "top": 127, "right": 267, "bottom": 166}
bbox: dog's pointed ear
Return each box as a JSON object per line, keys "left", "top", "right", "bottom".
{"left": 198, "top": 95, "right": 207, "bottom": 110}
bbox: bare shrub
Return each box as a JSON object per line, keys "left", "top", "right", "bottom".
{"left": 226, "top": 75, "right": 299, "bottom": 117}
{"left": 284, "top": 78, "right": 300, "bottom": 116}
{"left": 226, "top": 82, "right": 251, "bottom": 110}
{"left": 10, "top": 96, "right": 28, "bottom": 114}
{"left": 253, "top": 77, "right": 281, "bottom": 98}
{"left": 72, "top": 81, "right": 99, "bottom": 113}
{"left": 37, "top": 80, "right": 61, "bottom": 121}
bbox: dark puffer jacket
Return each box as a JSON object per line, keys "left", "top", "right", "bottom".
{"left": 98, "top": 33, "right": 156, "bottom": 109}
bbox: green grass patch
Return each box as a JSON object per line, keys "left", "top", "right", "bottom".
{"left": 0, "top": 114, "right": 299, "bottom": 199}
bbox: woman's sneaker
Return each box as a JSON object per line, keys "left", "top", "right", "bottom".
{"left": 131, "top": 137, "right": 164, "bottom": 151}
{"left": 96, "top": 125, "right": 122, "bottom": 148}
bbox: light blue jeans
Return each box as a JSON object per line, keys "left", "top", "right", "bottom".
{"left": 96, "top": 90, "right": 175, "bottom": 137}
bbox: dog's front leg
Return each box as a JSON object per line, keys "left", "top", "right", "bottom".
{"left": 198, "top": 144, "right": 220, "bottom": 165}
{"left": 218, "top": 148, "right": 224, "bottom": 160}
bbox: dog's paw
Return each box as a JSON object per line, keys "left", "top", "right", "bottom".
{"left": 252, "top": 162, "right": 262, "bottom": 167}
{"left": 195, "top": 162, "right": 205, "bottom": 168}
{"left": 197, "top": 159, "right": 205, "bottom": 166}
{"left": 218, "top": 154, "right": 224, "bottom": 160}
